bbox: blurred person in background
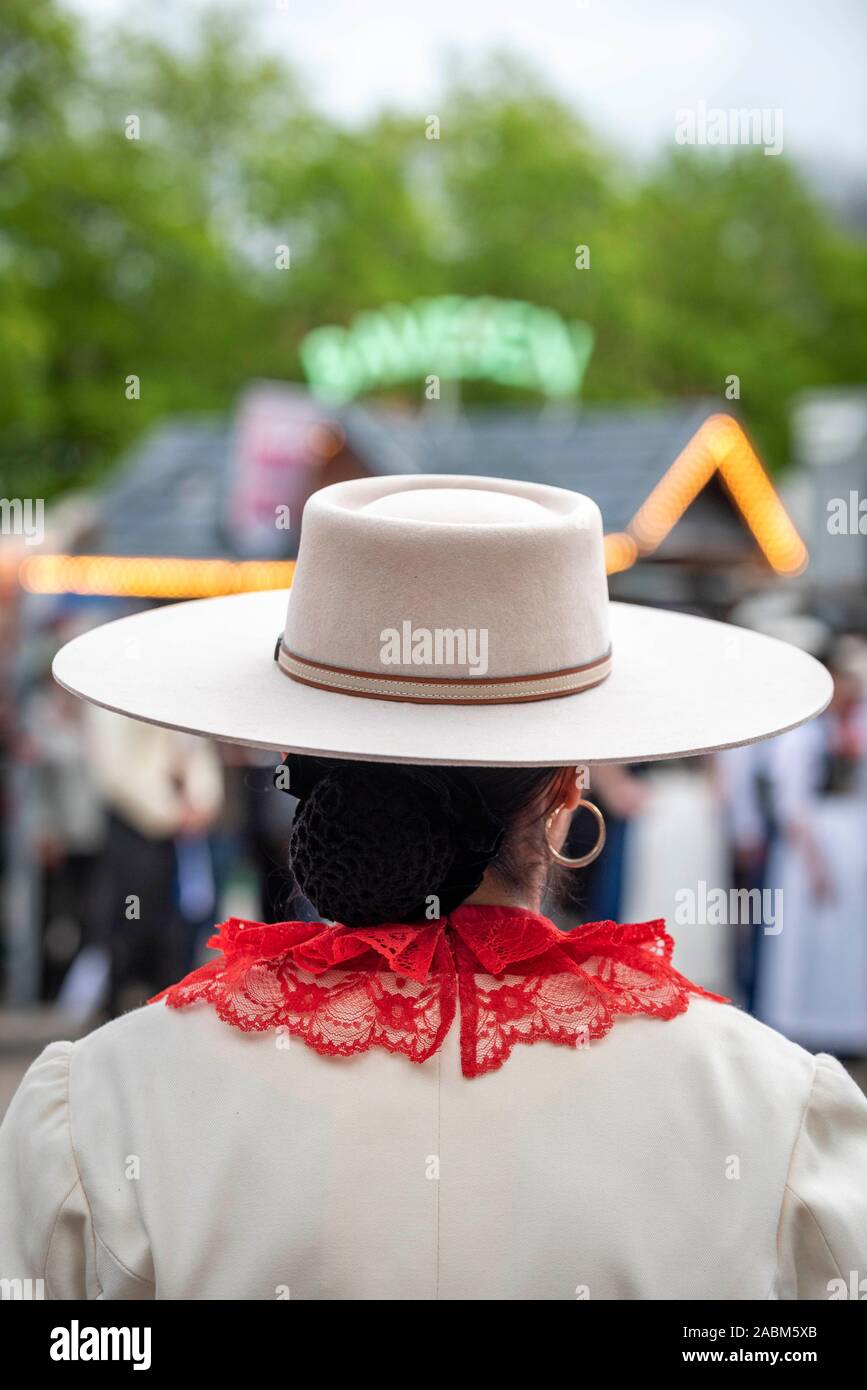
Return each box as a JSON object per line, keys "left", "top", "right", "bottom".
{"left": 240, "top": 748, "right": 318, "bottom": 923}
{"left": 715, "top": 611, "right": 831, "bottom": 1012}
{"left": 559, "top": 762, "right": 649, "bottom": 924}
{"left": 85, "top": 706, "right": 225, "bottom": 1014}
{"left": 24, "top": 674, "right": 105, "bottom": 1000}
{"left": 620, "top": 756, "right": 731, "bottom": 999}
{"left": 716, "top": 740, "right": 774, "bottom": 1011}
{"left": 755, "top": 636, "right": 867, "bottom": 1056}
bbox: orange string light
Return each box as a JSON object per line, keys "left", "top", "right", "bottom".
{"left": 628, "top": 413, "right": 807, "bottom": 576}
{"left": 17, "top": 554, "right": 296, "bottom": 599}
{"left": 603, "top": 532, "right": 639, "bottom": 575}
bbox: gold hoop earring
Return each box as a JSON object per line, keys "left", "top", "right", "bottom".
{"left": 545, "top": 798, "right": 606, "bottom": 869}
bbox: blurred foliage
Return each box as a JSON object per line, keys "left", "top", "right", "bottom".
{"left": 1, "top": 0, "right": 866, "bottom": 497}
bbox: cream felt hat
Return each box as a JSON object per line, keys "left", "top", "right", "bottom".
{"left": 53, "top": 473, "right": 831, "bottom": 767}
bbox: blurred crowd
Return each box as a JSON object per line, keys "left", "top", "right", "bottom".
{"left": 567, "top": 629, "right": 867, "bottom": 1058}
{"left": 2, "top": 608, "right": 867, "bottom": 1062}
{"left": 3, "top": 604, "right": 312, "bottom": 1019}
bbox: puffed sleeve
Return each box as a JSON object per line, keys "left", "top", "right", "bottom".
{"left": 776, "top": 1054, "right": 867, "bottom": 1299}
{"left": 0, "top": 1041, "right": 99, "bottom": 1299}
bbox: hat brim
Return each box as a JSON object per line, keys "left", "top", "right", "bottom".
{"left": 52, "top": 590, "right": 832, "bottom": 767}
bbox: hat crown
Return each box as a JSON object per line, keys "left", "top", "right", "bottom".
{"left": 361, "top": 485, "right": 552, "bottom": 525}
{"left": 282, "top": 474, "right": 610, "bottom": 691}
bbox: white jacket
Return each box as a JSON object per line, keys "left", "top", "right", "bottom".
{"left": 1, "top": 992, "right": 866, "bottom": 1300}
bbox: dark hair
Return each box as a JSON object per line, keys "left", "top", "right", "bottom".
{"left": 285, "top": 756, "right": 563, "bottom": 928}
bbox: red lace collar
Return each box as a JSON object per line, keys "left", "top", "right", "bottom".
{"left": 150, "top": 906, "right": 726, "bottom": 1078}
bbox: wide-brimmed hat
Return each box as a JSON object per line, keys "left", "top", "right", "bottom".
{"left": 53, "top": 473, "right": 831, "bottom": 767}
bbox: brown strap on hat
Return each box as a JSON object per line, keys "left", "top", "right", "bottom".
{"left": 273, "top": 640, "right": 612, "bottom": 705}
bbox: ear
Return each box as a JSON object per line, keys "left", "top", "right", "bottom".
{"left": 558, "top": 766, "right": 583, "bottom": 813}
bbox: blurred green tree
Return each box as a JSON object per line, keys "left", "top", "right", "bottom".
{"left": 0, "top": 1, "right": 865, "bottom": 498}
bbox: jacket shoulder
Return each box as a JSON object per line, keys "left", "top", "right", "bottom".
{"left": 680, "top": 994, "right": 816, "bottom": 1068}
{"left": 70, "top": 997, "right": 242, "bottom": 1083}
{"left": 664, "top": 993, "right": 814, "bottom": 1068}
{"left": 615, "top": 993, "right": 819, "bottom": 1110}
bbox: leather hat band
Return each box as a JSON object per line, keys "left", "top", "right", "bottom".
{"left": 274, "top": 641, "right": 612, "bottom": 705}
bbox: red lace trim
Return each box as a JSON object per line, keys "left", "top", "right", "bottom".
{"left": 150, "top": 906, "right": 727, "bottom": 1078}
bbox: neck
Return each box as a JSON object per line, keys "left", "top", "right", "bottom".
{"left": 463, "top": 867, "right": 544, "bottom": 914}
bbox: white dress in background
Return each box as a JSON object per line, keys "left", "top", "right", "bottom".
{"left": 755, "top": 707, "right": 867, "bottom": 1055}
{"left": 621, "top": 766, "right": 732, "bottom": 999}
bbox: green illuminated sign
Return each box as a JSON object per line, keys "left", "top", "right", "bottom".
{"left": 299, "top": 295, "right": 594, "bottom": 404}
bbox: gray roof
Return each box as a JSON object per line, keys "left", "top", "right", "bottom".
{"left": 98, "top": 416, "right": 233, "bottom": 558}
{"left": 95, "top": 395, "right": 737, "bottom": 558}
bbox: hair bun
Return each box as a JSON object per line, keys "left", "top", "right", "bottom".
{"left": 287, "top": 761, "right": 503, "bottom": 928}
